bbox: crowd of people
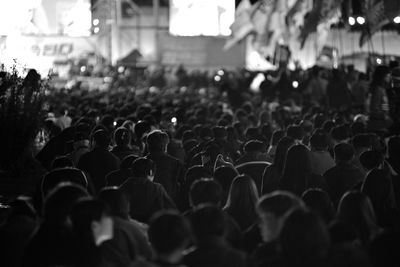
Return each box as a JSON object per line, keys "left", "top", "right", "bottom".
{"left": 0, "top": 60, "right": 400, "bottom": 267}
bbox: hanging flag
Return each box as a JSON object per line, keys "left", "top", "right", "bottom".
{"left": 223, "top": 0, "right": 255, "bottom": 50}
{"left": 359, "top": 0, "right": 389, "bottom": 47}
{"left": 299, "top": 0, "right": 342, "bottom": 48}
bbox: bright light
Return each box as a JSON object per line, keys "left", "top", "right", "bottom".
{"left": 292, "top": 81, "right": 299, "bottom": 88}
{"left": 214, "top": 75, "right": 221, "bottom": 82}
{"left": 93, "top": 19, "right": 99, "bottom": 26}
{"left": 348, "top": 16, "right": 355, "bottom": 26}
{"left": 171, "top": 117, "right": 177, "bottom": 124}
{"left": 93, "top": 27, "right": 100, "bottom": 33}
{"left": 80, "top": 66, "right": 86, "bottom": 72}
{"left": 376, "top": 58, "right": 382, "bottom": 64}
{"left": 357, "top": 16, "right": 365, "bottom": 25}
{"left": 394, "top": 16, "right": 400, "bottom": 24}
{"left": 217, "top": 70, "right": 224, "bottom": 76}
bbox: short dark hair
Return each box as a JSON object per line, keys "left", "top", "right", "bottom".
{"left": 98, "top": 187, "right": 129, "bottom": 219}
{"left": 310, "top": 132, "right": 328, "bottom": 151}
{"left": 92, "top": 129, "right": 110, "bottom": 147}
{"left": 189, "top": 179, "right": 223, "bottom": 207}
{"left": 359, "top": 150, "right": 384, "bottom": 171}
{"left": 351, "top": 134, "right": 371, "bottom": 151}
{"left": 334, "top": 143, "right": 355, "bottom": 162}
{"left": 146, "top": 130, "right": 169, "bottom": 152}
{"left": 148, "top": 211, "right": 191, "bottom": 254}
{"left": 114, "top": 127, "right": 130, "bottom": 146}
{"left": 131, "top": 158, "right": 154, "bottom": 177}
{"left": 190, "top": 205, "right": 226, "bottom": 239}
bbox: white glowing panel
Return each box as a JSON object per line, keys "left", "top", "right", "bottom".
{"left": 0, "top": 0, "right": 91, "bottom": 37}
{"left": 169, "top": 0, "right": 235, "bottom": 36}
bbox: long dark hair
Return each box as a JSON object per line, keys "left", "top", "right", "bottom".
{"left": 279, "top": 144, "right": 312, "bottom": 196}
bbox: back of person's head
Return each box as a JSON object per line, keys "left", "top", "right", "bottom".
{"left": 351, "top": 134, "right": 371, "bottom": 152}
{"left": 313, "top": 113, "right": 327, "bottom": 129}
{"left": 337, "top": 191, "right": 377, "bottom": 244}
{"left": 212, "top": 126, "right": 227, "bottom": 139}
{"left": 146, "top": 130, "right": 169, "bottom": 152}
{"left": 280, "top": 144, "right": 312, "bottom": 195}
{"left": 287, "top": 125, "right": 304, "bottom": 141}
{"left": 213, "top": 166, "right": 237, "bottom": 200}
{"left": 257, "top": 190, "right": 304, "bottom": 218}
{"left": 182, "top": 130, "right": 197, "bottom": 143}
{"left": 331, "top": 125, "right": 350, "bottom": 142}
{"left": 189, "top": 178, "right": 223, "bottom": 208}
{"left": 388, "top": 135, "right": 400, "bottom": 158}
{"left": 199, "top": 127, "right": 213, "bottom": 141}
{"left": 114, "top": 127, "right": 130, "bottom": 146}
{"left": 243, "top": 140, "right": 266, "bottom": 153}
{"left": 131, "top": 157, "right": 154, "bottom": 178}
{"left": 134, "top": 120, "right": 151, "bottom": 140}
{"left": 280, "top": 209, "right": 330, "bottom": 267}
{"left": 310, "top": 132, "right": 329, "bottom": 151}
{"left": 369, "top": 230, "right": 400, "bottom": 267}
{"left": 44, "top": 182, "right": 88, "bottom": 224}
{"left": 70, "top": 198, "right": 113, "bottom": 245}
{"left": 92, "top": 129, "right": 110, "bottom": 148}
{"left": 42, "top": 168, "right": 88, "bottom": 198}
{"left": 361, "top": 168, "right": 393, "bottom": 222}
{"left": 273, "top": 136, "right": 295, "bottom": 172}
{"left": 322, "top": 120, "right": 335, "bottom": 134}
{"left": 359, "top": 150, "right": 384, "bottom": 171}
{"left": 185, "top": 165, "right": 211, "bottom": 188}
{"left": 334, "top": 143, "right": 355, "bottom": 163}
{"left": 302, "top": 188, "right": 334, "bottom": 224}
{"left": 225, "top": 175, "right": 259, "bottom": 212}
{"left": 270, "top": 130, "right": 284, "bottom": 146}
{"left": 190, "top": 205, "right": 226, "bottom": 241}
{"left": 148, "top": 211, "right": 192, "bottom": 255}
{"left": 51, "top": 156, "right": 74, "bottom": 169}
{"left": 120, "top": 154, "right": 139, "bottom": 169}
{"left": 351, "top": 121, "right": 366, "bottom": 136}
{"left": 98, "top": 187, "right": 129, "bottom": 219}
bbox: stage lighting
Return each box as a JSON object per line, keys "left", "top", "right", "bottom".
{"left": 292, "top": 81, "right": 299, "bottom": 88}
{"left": 394, "top": 16, "right": 400, "bottom": 24}
{"left": 93, "top": 19, "right": 99, "bottom": 26}
{"left": 214, "top": 75, "right": 221, "bottom": 82}
{"left": 376, "top": 58, "right": 382, "bottom": 65}
{"left": 93, "top": 27, "right": 100, "bottom": 34}
{"left": 356, "top": 16, "right": 365, "bottom": 25}
{"left": 348, "top": 16, "right": 355, "bottom": 26}
{"left": 217, "top": 70, "right": 224, "bottom": 76}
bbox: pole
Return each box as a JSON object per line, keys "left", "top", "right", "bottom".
{"left": 153, "top": 0, "right": 160, "bottom": 65}
{"left": 110, "top": 0, "right": 121, "bottom": 65}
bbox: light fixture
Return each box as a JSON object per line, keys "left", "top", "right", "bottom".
{"left": 394, "top": 16, "right": 400, "bottom": 24}
{"left": 94, "top": 27, "right": 100, "bottom": 34}
{"left": 357, "top": 16, "right": 365, "bottom": 25}
{"left": 376, "top": 58, "right": 382, "bottom": 64}
{"left": 292, "top": 81, "right": 299, "bottom": 88}
{"left": 93, "top": 19, "right": 99, "bottom": 26}
{"left": 348, "top": 16, "right": 355, "bottom": 26}
{"left": 214, "top": 75, "right": 221, "bottom": 82}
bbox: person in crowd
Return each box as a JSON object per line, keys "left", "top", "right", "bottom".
{"left": 68, "top": 131, "right": 91, "bottom": 166}
{"left": 351, "top": 133, "right": 372, "bottom": 175}
{"left": 309, "top": 131, "right": 335, "bottom": 176}
{"left": 262, "top": 136, "right": 295, "bottom": 194}
{"left": 301, "top": 188, "right": 335, "bottom": 224}
{"left": 336, "top": 191, "right": 381, "bottom": 246}
{"left": 98, "top": 187, "right": 153, "bottom": 260}
{"left": 213, "top": 166, "right": 238, "bottom": 204}
{"left": 106, "top": 154, "right": 138, "bottom": 186}
{"left": 111, "top": 127, "right": 136, "bottom": 161}
{"left": 120, "top": 157, "right": 176, "bottom": 223}
{"left": 279, "top": 144, "right": 326, "bottom": 196}
{"left": 78, "top": 129, "right": 120, "bottom": 194}
{"left": 323, "top": 143, "right": 364, "bottom": 206}
{"left": 146, "top": 130, "right": 185, "bottom": 205}
{"left": 235, "top": 140, "right": 268, "bottom": 165}
{"left": 133, "top": 120, "right": 152, "bottom": 155}
{"left": 184, "top": 205, "right": 248, "bottom": 267}
{"left": 266, "top": 130, "right": 284, "bottom": 160}
{"left": 252, "top": 191, "right": 304, "bottom": 267}
{"left": 148, "top": 211, "right": 192, "bottom": 267}
{"left": 368, "top": 230, "right": 400, "bottom": 267}
{"left": 223, "top": 175, "right": 259, "bottom": 231}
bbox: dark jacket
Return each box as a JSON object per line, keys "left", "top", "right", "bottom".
{"left": 106, "top": 168, "right": 134, "bottom": 187}
{"left": 146, "top": 152, "right": 185, "bottom": 203}
{"left": 78, "top": 147, "right": 120, "bottom": 194}
{"left": 120, "top": 176, "right": 176, "bottom": 223}
{"left": 110, "top": 145, "right": 137, "bottom": 162}
{"left": 323, "top": 162, "right": 364, "bottom": 206}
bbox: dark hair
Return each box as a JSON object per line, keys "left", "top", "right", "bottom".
{"left": 337, "top": 191, "right": 378, "bottom": 245}
{"left": 273, "top": 136, "right": 295, "bottom": 173}
{"left": 287, "top": 125, "right": 304, "bottom": 140}
{"left": 280, "top": 144, "right": 312, "bottom": 195}
{"left": 148, "top": 211, "right": 191, "bottom": 254}
{"left": 213, "top": 166, "right": 237, "bottom": 202}
{"left": 334, "top": 143, "right": 355, "bottom": 162}
{"left": 44, "top": 182, "right": 88, "bottom": 223}
{"left": 302, "top": 188, "right": 334, "bottom": 224}
{"left": 120, "top": 154, "right": 139, "bottom": 169}
{"left": 351, "top": 134, "right": 371, "bottom": 151}
{"left": 331, "top": 125, "right": 350, "bottom": 142}
{"left": 98, "top": 187, "right": 129, "bottom": 219}
{"left": 42, "top": 168, "right": 88, "bottom": 198}
{"left": 359, "top": 151, "right": 384, "bottom": 171}
{"left": 351, "top": 121, "right": 366, "bottom": 136}
{"left": 257, "top": 190, "right": 303, "bottom": 217}
{"left": 70, "top": 199, "right": 110, "bottom": 243}
{"left": 280, "top": 209, "right": 330, "bottom": 266}
{"left": 371, "top": 65, "right": 390, "bottom": 88}
{"left": 369, "top": 231, "right": 400, "bottom": 267}
{"left": 114, "top": 127, "right": 130, "bottom": 146}
{"left": 146, "top": 130, "right": 169, "bottom": 152}
{"left": 51, "top": 156, "right": 74, "bottom": 169}
{"left": 182, "top": 130, "right": 197, "bottom": 143}
{"left": 134, "top": 120, "right": 151, "bottom": 140}
{"left": 190, "top": 205, "right": 226, "bottom": 239}
{"left": 224, "top": 175, "right": 259, "bottom": 228}
{"left": 310, "top": 132, "right": 329, "bottom": 151}
{"left": 189, "top": 179, "right": 223, "bottom": 207}
{"left": 270, "top": 130, "right": 284, "bottom": 146}
{"left": 131, "top": 158, "right": 154, "bottom": 177}
{"left": 92, "top": 129, "right": 110, "bottom": 148}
